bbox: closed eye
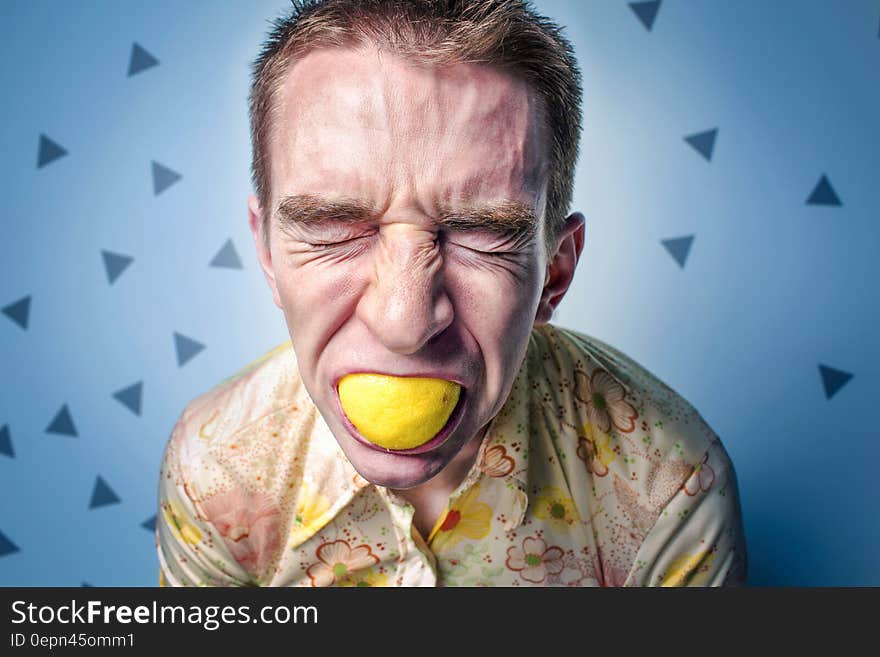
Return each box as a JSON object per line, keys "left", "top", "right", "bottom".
{"left": 308, "top": 233, "right": 375, "bottom": 249}
{"left": 448, "top": 240, "right": 517, "bottom": 258}
{"left": 455, "top": 243, "right": 515, "bottom": 257}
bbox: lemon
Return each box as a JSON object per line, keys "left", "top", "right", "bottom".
{"left": 338, "top": 374, "right": 461, "bottom": 450}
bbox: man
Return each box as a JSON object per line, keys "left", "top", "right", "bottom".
{"left": 156, "top": 0, "right": 747, "bottom": 587}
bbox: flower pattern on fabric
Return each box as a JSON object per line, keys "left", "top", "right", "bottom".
{"left": 556, "top": 555, "right": 599, "bottom": 587}
{"left": 576, "top": 422, "right": 616, "bottom": 476}
{"left": 198, "top": 411, "right": 219, "bottom": 441}
{"left": 306, "top": 540, "right": 380, "bottom": 587}
{"left": 593, "top": 555, "right": 629, "bottom": 587}
{"left": 574, "top": 367, "right": 638, "bottom": 434}
{"left": 289, "top": 482, "right": 332, "bottom": 543}
{"left": 338, "top": 568, "right": 388, "bottom": 587}
{"left": 429, "top": 483, "right": 492, "bottom": 553}
{"left": 157, "top": 323, "right": 747, "bottom": 587}
{"left": 660, "top": 551, "right": 715, "bottom": 586}
{"left": 505, "top": 537, "right": 564, "bottom": 584}
{"left": 613, "top": 474, "right": 658, "bottom": 538}
{"left": 437, "top": 541, "right": 504, "bottom": 586}
{"left": 683, "top": 452, "right": 716, "bottom": 496}
{"left": 200, "top": 489, "right": 281, "bottom": 576}
{"left": 161, "top": 501, "right": 202, "bottom": 545}
{"left": 532, "top": 486, "right": 580, "bottom": 528}
{"left": 479, "top": 444, "right": 515, "bottom": 478}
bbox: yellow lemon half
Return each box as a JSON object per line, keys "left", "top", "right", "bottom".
{"left": 338, "top": 374, "right": 461, "bottom": 450}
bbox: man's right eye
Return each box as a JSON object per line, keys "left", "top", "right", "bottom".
{"left": 307, "top": 233, "right": 374, "bottom": 250}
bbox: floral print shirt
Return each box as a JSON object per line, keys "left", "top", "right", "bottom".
{"left": 156, "top": 323, "right": 747, "bottom": 587}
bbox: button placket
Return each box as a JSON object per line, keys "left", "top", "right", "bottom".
{"left": 377, "top": 487, "right": 438, "bottom": 586}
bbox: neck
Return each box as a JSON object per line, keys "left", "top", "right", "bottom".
{"left": 392, "top": 424, "right": 488, "bottom": 538}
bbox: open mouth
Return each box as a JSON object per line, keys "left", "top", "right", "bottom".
{"left": 334, "top": 384, "right": 467, "bottom": 455}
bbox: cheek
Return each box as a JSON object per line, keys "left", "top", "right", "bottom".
{"left": 446, "top": 260, "right": 543, "bottom": 326}
{"left": 274, "top": 252, "right": 361, "bottom": 307}
{"left": 445, "top": 261, "right": 543, "bottom": 363}
{"left": 273, "top": 258, "right": 366, "bottom": 347}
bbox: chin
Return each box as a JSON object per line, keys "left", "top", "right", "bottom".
{"left": 335, "top": 432, "right": 449, "bottom": 489}
{"left": 355, "top": 467, "right": 436, "bottom": 490}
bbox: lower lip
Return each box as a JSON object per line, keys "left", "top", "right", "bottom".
{"left": 334, "top": 386, "right": 467, "bottom": 455}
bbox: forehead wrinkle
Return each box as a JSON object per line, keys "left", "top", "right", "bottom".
{"left": 377, "top": 55, "right": 539, "bottom": 181}
{"left": 272, "top": 50, "right": 548, "bottom": 236}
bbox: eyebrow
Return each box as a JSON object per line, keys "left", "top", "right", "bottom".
{"left": 274, "top": 193, "right": 538, "bottom": 237}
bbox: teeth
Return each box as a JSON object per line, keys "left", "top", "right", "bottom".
{"left": 338, "top": 373, "right": 461, "bottom": 450}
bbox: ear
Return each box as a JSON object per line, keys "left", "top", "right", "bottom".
{"left": 534, "top": 212, "right": 585, "bottom": 326}
{"left": 248, "top": 194, "right": 283, "bottom": 309}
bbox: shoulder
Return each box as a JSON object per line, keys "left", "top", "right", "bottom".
{"left": 157, "top": 341, "right": 321, "bottom": 583}
{"left": 522, "top": 324, "right": 744, "bottom": 583}
{"left": 171, "top": 341, "right": 300, "bottom": 446}
{"left": 524, "top": 324, "right": 741, "bottom": 564}
{"left": 159, "top": 339, "right": 316, "bottom": 507}
{"left": 528, "top": 323, "right": 719, "bottom": 468}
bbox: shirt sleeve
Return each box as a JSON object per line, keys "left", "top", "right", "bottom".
{"left": 156, "top": 419, "right": 254, "bottom": 587}
{"left": 624, "top": 438, "right": 748, "bottom": 586}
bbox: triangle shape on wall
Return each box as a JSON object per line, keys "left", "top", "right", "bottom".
{"left": 141, "top": 515, "right": 157, "bottom": 532}
{"left": 174, "top": 332, "right": 205, "bottom": 367}
{"left": 37, "top": 134, "right": 68, "bottom": 168}
{"left": 818, "top": 364, "right": 853, "bottom": 400}
{"left": 684, "top": 128, "right": 718, "bottom": 162}
{"left": 806, "top": 175, "right": 841, "bottom": 206}
{"left": 151, "top": 161, "right": 182, "bottom": 196}
{"left": 2, "top": 295, "right": 31, "bottom": 330}
{"left": 661, "top": 235, "right": 695, "bottom": 269}
{"left": 0, "top": 529, "right": 20, "bottom": 557}
{"left": 89, "top": 476, "right": 121, "bottom": 509}
{"left": 0, "top": 424, "right": 13, "bottom": 458}
{"left": 629, "top": 1, "right": 661, "bottom": 31}
{"left": 46, "top": 405, "right": 78, "bottom": 437}
{"left": 101, "top": 250, "right": 134, "bottom": 284}
{"left": 210, "top": 239, "right": 243, "bottom": 269}
{"left": 128, "top": 42, "right": 159, "bottom": 76}
{"left": 113, "top": 381, "right": 143, "bottom": 416}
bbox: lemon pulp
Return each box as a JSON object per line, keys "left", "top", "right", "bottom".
{"left": 337, "top": 373, "right": 461, "bottom": 450}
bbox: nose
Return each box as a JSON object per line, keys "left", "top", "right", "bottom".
{"left": 356, "top": 224, "right": 454, "bottom": 355}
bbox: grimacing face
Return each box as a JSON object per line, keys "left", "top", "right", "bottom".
{"left": 249, "top": 47, "right": 584, "bottom": 489}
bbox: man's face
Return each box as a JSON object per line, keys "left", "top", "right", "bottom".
{"left": 250, "top": 47, "right": 570, "bottom": 489}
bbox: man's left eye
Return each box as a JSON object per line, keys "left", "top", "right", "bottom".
{"left": 439, "top": 228, "right": 526, "bottom": 258}
{"left": 445, "top": 238, "right": 514, "bottom": 258}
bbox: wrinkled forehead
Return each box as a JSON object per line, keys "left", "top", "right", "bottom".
{"left": 268, "top": 46, "right": 549, "bottom": 212}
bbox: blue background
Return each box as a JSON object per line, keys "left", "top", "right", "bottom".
{"left": 1, "top": 0, "right": 877, "bottom": 586}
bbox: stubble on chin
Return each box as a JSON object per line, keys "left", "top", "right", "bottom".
{"left": 330, "top": 431, "right": 446, "bottom": 489}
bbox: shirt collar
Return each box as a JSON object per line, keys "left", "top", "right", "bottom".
{"left": 441, "top": 339, "right": 535, "bottom": 533}
{"left": 470, "top": 348, "right": 533, "bottom": 532}
{"left": 287, "top": 398, "right": 371, "bottom": 546}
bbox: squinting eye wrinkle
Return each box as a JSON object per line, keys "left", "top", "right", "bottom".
{"left": 274, "top": 194, "right": 538, "bottom": 239}
{"left": 310, "top": 235, "right": 364, "bottom": 248}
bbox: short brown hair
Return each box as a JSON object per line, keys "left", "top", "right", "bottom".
{"left": 248, "top": 0, "right": 583, "bottom": 252}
